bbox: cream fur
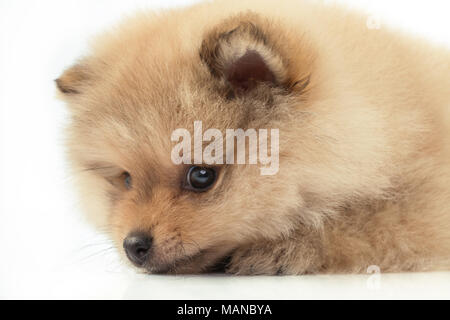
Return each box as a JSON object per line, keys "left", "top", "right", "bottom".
{"left": 57, "top": 0, "right": 450, "bottom": 275}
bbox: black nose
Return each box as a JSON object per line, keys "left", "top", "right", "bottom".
{"left": 123, "top": 232, "right": 153, "bottom": 267}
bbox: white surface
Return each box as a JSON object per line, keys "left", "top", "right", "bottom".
{"left": 1, "top": 0, "right": 450, "bottom": 300}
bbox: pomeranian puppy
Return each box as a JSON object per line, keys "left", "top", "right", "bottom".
{"left": 57, "top": 0, "right": 450, "bottom": 275}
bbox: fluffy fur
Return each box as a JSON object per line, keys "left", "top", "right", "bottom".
{"left": 57, "top": 0, "right": 450, "bottom": 275}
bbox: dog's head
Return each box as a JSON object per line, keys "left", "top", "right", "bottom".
{"left": 57, "top": 11, "right": 316, "bottom": 273}
{"left": 57, "top": 8, "right": 392, "bottom": 273}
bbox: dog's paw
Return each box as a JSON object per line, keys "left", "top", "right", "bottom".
{"left": 226, "top": 241, "right": 307, "bottom": 275}
{"left": 226, "top": 245, "right": 284, "bottom": 275}
{"left": 225, "top": 235, "right": 322, "bottom": 275}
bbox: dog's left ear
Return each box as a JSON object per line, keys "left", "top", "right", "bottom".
{"left": 55, "top": 62, "right": 91, "bottom": 96}
{"left": 200, "top": 12, "right": 311, "bottom": 96}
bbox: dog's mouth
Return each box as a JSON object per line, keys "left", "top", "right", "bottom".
{"left": 145, "top": 249, "right": 233, "bottom": 275}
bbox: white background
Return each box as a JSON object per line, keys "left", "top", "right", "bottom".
{"left": 1, "top": 0, "right": 450, "bottom": 299}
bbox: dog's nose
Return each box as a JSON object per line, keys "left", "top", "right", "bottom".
{"left": 123, "top": 232, "right": 153, "bottom": 267}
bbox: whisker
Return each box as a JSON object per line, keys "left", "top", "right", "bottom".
{"left": 76, "top": 246, "right": 117, "bottom": 264}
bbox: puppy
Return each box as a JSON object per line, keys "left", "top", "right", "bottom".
{"left": 57, "top": 0, "right": 450, "bottom": 275}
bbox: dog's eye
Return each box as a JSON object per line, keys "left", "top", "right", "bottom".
{"left": 123, "top": 172, "right": 132, "bottom": 189}
{"left": 186, "top": 166, "right": 216, "bottom": 192}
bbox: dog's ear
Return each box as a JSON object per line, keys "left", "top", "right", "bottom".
{"left": 200, "top": 12, "right": 311, "bottom": 96}
{"left": 55, "top": 62, "right": 91, "bottom": 96}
